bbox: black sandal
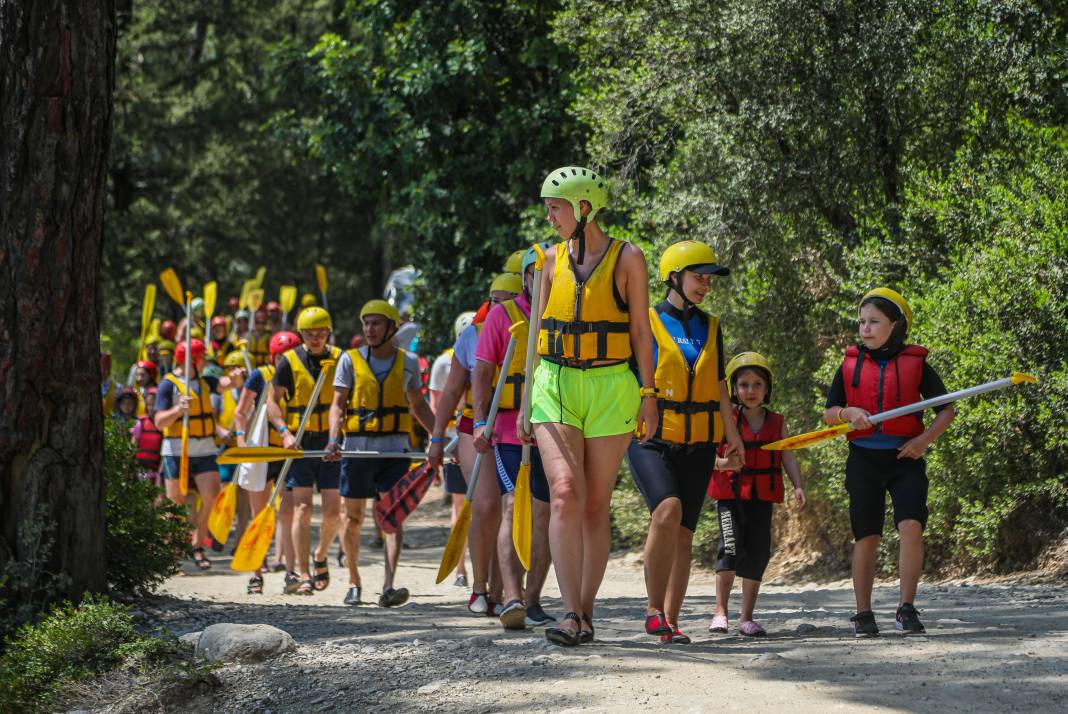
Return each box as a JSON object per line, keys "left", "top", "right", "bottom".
{"left": 546, "top": 611, "right": 582, "bottom": 647}
{"left": 312, "top": 559, "right": 330, "bottom": 591}
{"left": 297, "top": 578, "right": 315, "bottom": 595}
{"left": 580, "top": 613, "right": 595, "bottom": 644}
{"left": 247, "top": 574, "right": 264, "bottom": 594}
{"left": 192, "top": 547, "right": 212, "bottom": 571}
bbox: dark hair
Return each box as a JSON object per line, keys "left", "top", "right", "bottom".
{"left": 730, "top": 365, "right": 772, "bottom": 405}
{"left": 859, "top": 296, "right": 908, "bottom": 348}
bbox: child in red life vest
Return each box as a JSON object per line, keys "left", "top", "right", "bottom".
{"left": 707, "top": 352, "right": 805, "bottom": 637}
{"left": 822, "top": 288, "right": 955, "bottom": 638}
{"left": 131, "top": 387, "right": 163, "bottom": 486}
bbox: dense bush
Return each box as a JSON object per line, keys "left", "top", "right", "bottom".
{"left": 103, "top": 419, "right": 189, "bottom": 594}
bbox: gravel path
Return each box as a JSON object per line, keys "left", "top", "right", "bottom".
{"left": 145, "top": 485, "right": 1068, "bottom": 713}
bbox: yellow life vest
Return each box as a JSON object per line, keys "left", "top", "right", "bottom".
{"left": 344, "top": 347, "right": 412, "bottom": 435}
{"left": 248, "top": 330, "right": 272, "bottom": 366}
{"left": 649, "top": 307, "right": 723, "bottom": 445}
{"left": 461, "top": 322, "right": 484, "bottom": 420}
{"left": 538, "top": 239, "right": 631, "bottom": 365}
{"left": 496, "top": 299, "right": 529, "bottom": 410}
{"left": 256, "top": 364, "right": 286, "bottom": 447}
{"left": 162, "top": 373, "right": 217, "bottom": 439}
{"left": 218, "top": 388, "right": 240, "bottom": 430}
{"left": 135, "top": 387, "right": 149, "bottom": 417}
{"left": 102, "top": 380, "right": 116, "bottom": 415}
{"left": 283, "top": 346, "right": 341, "bottom": 433}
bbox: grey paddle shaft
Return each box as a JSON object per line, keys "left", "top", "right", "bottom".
{"left": 866, "top": 375, "right": 1019, "bottom": 425}
{"left": 182, "top": 297, "right": 192, "bottom": 434}
{"left": 268, "top": 361, "right": 333, "bottom": 505}
{"left": 464, "top": 336, "right": 519, "bottom": 500}
{"left": 301, "top": 434, "right": 460, "bottom": 462}
{"left": 519, "top": 262, "right": 545, "bottom": 466}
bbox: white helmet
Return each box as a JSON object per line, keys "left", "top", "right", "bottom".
{"left": 453, "top": 311, "right": 477, "bottom": 340}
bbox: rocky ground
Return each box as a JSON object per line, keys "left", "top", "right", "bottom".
{"left": 107, "top": 485, "right": 1068, "bottom": 713}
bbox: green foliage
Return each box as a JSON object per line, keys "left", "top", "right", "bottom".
{"left": 0, "top": 506, "right": 72, "bottom": 642}
{"left": 103, "top": 419, "right": 188, "bottom": 594}
{"left": 0, "top": 595, "right": 172, "bottom": 712}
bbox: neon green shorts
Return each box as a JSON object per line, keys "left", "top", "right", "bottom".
{"left": 531, "top": 360, "right": 640, "bottom": 438}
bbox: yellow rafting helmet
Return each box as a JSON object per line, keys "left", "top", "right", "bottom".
{"left": 296, "top": 306, "right": 333, "bottom": 331}
{"left": 157, "top": 339, "right": 176, "bottom": 356}
{"left": 301, "top": 293, "right": 318, "bottom": 308}
{"left": 862, "top": 287, "right": 912, "bottom": 331}
{"left": 189, "top": 326, "right": 205, "bottom": 340}
{"left": 489, "top": 272, "right": 522, "bottom": 296}
{"left": 503, "top": 249, "right": 526, "bottom": 274}
{"left": 223, "top": 351, "right": 246, "bottom": 368}
{"left": 360, "top": 298, "right": 401, "bottom": 325}
{"left": 659, "top": 241, "right": 730, "bottom": 282}
{"left": 725, "top": 352, "right": 773, "bottom": 404}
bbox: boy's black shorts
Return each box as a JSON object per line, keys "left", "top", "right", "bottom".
{"left": 845, "top": 444, "right": 929, "bottom": 540}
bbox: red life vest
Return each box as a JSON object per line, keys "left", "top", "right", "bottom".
{"left": 841, "top": 344, "right": 927, "bottom": 441}
{"left": 135, "top": 416, "right": 163, "bottom": 470}
{"left": 707, "top": 408, "right": 784, "bottom": 503}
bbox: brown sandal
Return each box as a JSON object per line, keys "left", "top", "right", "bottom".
{"left": 312, "top": 559, "right": 330, "bottom": 591}
{"left": 297, "top": 578, "right": 315, "bottom": 595}
{"left": 192, "top": 547, "right": 212, "bottom": 571}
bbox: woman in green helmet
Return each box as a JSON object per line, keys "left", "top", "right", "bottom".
{"left": 522, "top": 166, "right": 658, "bottom": 647}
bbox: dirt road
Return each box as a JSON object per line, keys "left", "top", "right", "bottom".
{"left": 150, "top": 485, "right": 1068, "bottom": 713}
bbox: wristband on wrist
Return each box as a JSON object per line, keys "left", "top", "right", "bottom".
{"left": 473, "top": 420, "right": 488, "bottom": 429}
{"left": 639, "top": 386, "right": 659, "bottom": 398}
{"left": 328, "top": 436, "right": 340, "bottom": 445}
{"left": 837, "top": 407, "right": 846, "bottom": 423}
{"left": 429, "top": 436, "right": 443, "bottom": 444}
{"left": 276, "top": 424, "right": 288, "bottom": 435}
{"left": 234, "top": 430, "right": 244, "bottom": 437}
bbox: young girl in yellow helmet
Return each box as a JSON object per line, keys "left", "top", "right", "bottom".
{"left": 822, "top": 288, "right": 955, "bottom": 637}
{"left": 625, "top": 240, "right": 745, "bottom": 644}
{"left": 525, "top": 166, "right": 658, "bottom": 647}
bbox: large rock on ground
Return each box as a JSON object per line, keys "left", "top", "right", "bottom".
{"left": 195, "top": 623, "right": 296, "bottom": 663}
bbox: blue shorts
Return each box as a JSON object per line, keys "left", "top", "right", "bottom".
{"left": 493, "top": 444, "right": 549, "bottom": 503}
{"left": 443, "top": 462, "right": 466, "bottom": 495}
{"left": 340, "top": 457, "right": 411, "bottom": 499}
{"left": 162, "top": 454, "right": 218, "bottom": 480}
{"left": 286, "top": 456, "right": 340, "bottom": 491}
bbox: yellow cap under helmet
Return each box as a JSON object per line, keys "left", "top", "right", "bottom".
{"left": 490, "top": 272, "right": 523, "bottom": 296}
{"left": 725, "top": 352, "right": 773, "bottom": 403}
{"left": 862, "top": 287, "right": 912, "bottom": 331}
{"left": 296, "top": 306, "right": 333, "bottom": 331}
{"left": 503, "top": 249, "right": 526, "bottom": 274}
{"left": 223, "top": 351, "right": 246, "bottom": 368}
{"left": 360, "top": 299, "right": 401, "bottom": 324}
{"left": 659, "top": 241, "right": 731, "bottom": 282}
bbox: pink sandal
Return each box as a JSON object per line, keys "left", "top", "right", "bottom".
{"left": 708, "top": 614, "right": 728, "bottom": 633}
{"left": 739, "top": 620, "right": 767, "bottom": 637}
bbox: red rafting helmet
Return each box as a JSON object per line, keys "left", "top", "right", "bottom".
{"left": 349, "top": 334, "right": 364, "bottom": 349}
{"left": 266, "top": 301, "right": 281, "bottom": 313}
{"left": 270, "top": 331, "right": 301, "bottom": 355}
{"left": 145, "top": 386, "right": 158, "bottom": 396}
{"left": 136, "top": 360, "right": 158, "bottom": 381}
{"left": 227, "top": 296, "right": 239, "bottom": 312}
{"left": 160, "top": 320, "right": 177, "bottom": 340}
{"left": 116, "top": 387, "right": 137, "bottom": 403}
{"left": 210, "top": 315, "right": 227, "bottom": 329}
{"left": 174, "top": 339, "right": 207, "bottom": 365}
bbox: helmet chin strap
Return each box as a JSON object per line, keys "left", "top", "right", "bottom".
{"left": 571, "top": 215, "right": 588, "bottom": 264}
{"left": 668, "top": 274, "right": 696, "bottom": 337}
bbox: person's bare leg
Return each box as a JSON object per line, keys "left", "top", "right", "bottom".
{"left": 852, "top": 535, "right": 881, "bottom": 611}
{"left": 665, "top": 527, "right": 695, "bottom": 625}
{"left": 451, "top": 493, "right": 468, "bottom": 579}
{"left": 740, "top": 578, "right": 761, "bottom": 621}
{"left": 383, "top": 522, "right": 403, "bottom": 592}
{"left": 535, "top": 422, "right": 586, "bottom": 635}
{"left": 315, "top": 489, "right": 342, "bottom": 564}
{"left": 578, "top": 433, "right": 632, "bottom": 619}
{"left": 193, "top": 472, "right": 221, "bottom": 548}
{"left": 341, "top": 498, "right": 366, "bottom": 586}
{"left": 643, "top": 496, "right": 683, "bottom": 615}
{"left": 897, "top": 519, "right": 924, "bottom": 605}
{"left": 497, "top": 493, "right": 525, "bottom": 604}
{"left": 467, "top": 439, "right": 502, "bottom": 598}
{"left": 714, "top": 570, "right": 734, "bottom": 617}
{"left": 525, "top": 497, "right": 552, "bottom": 606}
{"left": 291, "top": 486, "right": 315, "bottom": 580}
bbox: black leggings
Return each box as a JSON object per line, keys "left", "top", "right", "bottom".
{"left": 626, "top": 440, "right": 716, "bottom": 532}
{"left": 715, "top": 499, "right": 773, "bottom": 581}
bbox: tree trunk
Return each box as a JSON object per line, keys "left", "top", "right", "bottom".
{"left": 0, "top": 1, "right": 116, "bottom": 606}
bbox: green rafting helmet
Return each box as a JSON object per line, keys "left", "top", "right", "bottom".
{"left": 541, "top": 166, "right": 608, "bottom": 223}
{"left": 521, "top": 242, "right": 554, "bottom": 275}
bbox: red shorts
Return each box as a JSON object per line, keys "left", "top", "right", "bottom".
{"left": 457, "top": 415, "right": 474, "bottom": 435}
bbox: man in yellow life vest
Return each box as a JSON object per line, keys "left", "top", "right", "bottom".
{"left": 325, "top": 300, "right": 436, "bottom": 608}
{"left": 248, "top": 309, "right": 273, "bottom": 366}
{"left": 267, "top": 307, "right": 342, "bottom": 596}
{"left": 471, "top": 244, "right": 557, "bottom": 629}
{"left": 207, "top": 316, "right": 233, "bottom": 366}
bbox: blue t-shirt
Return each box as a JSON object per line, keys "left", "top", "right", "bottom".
{"left": 651, "top": 302, "right": 726, "bottom": 377}
{"left": 245, "top": 368, "right": 267, "bottom": 398}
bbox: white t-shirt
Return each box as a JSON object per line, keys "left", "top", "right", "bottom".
{"left": 429, "top": 351, "right": 452, "bottom": 392}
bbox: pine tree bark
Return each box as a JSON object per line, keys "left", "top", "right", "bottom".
{"left": 0, "top": 1, "right": 116, "bottom": 603}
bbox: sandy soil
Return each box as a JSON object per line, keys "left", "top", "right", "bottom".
{"left": 138, "top": 484, "right": 1067, "bottom": 713}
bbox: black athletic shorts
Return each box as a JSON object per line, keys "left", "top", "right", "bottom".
{"left": 340, "top": 456, "right": 412, "bottom": 500}
{"left": 443, "top": 462, "right": 466, "bottom": 495}
{"left": 715, "top": 498, "right": 773, "bottom": 581}
{"left": 625, "top": 440, "right": 716, "bottom": 532}
{"left": 845, "top": 444, "right": 929, "bottom": 540}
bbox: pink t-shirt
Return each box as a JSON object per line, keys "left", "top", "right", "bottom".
{"left": 475, "top": 294, "right": 531, "bottom": 446}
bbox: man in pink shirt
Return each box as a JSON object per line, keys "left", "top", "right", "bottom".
{"left": 472, "top": 245, "right": 555, "bottom": 630}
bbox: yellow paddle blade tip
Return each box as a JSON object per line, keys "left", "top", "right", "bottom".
{"left": 533, "top": 242, "right": 547, "bottom": 271}
{"left": 1012, "top": 372, "right": 1038, "bottom": 385}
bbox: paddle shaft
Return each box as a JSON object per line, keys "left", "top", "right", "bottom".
{"left": 265, "top": 361, "right": 333, "bottom": 508}
{"left": 521, "top": 262, "right": 544, "bottom": 445}
{"left": 182, "top": 294, "right": 192, "bottom": 435}
{"left": 863, "top": 375, "right": 1018, "bottom": 426}
{"left": 463, "top": 336, "right": 519, "bottom": 501}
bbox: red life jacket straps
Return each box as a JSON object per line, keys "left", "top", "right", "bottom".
{"left": 842, "top": 344, "right": 928, "bottom": 440}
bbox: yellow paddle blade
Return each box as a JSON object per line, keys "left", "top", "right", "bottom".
{"left": 247, "top": 288, "right": 265, "bottom": 313}
{"left": 532, "top": 242, "right": 547, "bottom": 271}
{"left": 253, "top": 266, "right": 267, "bottom": 289}
{"left": 218, "top": 446, "right": 304, "bottom": 465}
{"left": 512, "top": 463, "right": 532, "bottom": 570}
{"left": 436, "top": 500, "right": 471, "bottom": 584}
{"left": 1012, "top": 372, "right": 1038, "bottom": 385}
{"left": 207, "top": 481, "right": 238, "bottom": 543}
{"left": 279, "top": 285, "right": 297, "bottom": 313}
{"left": 231, "top": 505, "right": 276, "bottom": 572}
{"left": 140, "top": 284, "right": 156, "bottom": 337}
{"left": 239, "top": 279, "right": 256, "bottom": 310}
{"left": 179, "top": 426, "right": 190, "bottom": 495}
{"left": 203, "top": 281, "right": 217, "bottom": 320}
{"left": 762, "top": 422, "right": 850, "bottom": 451}
{"left": 159, "top": 268, "right": 184, "bottom": 306}
{"left": 315, "top": 264, "right": 328, "bottom": 293}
